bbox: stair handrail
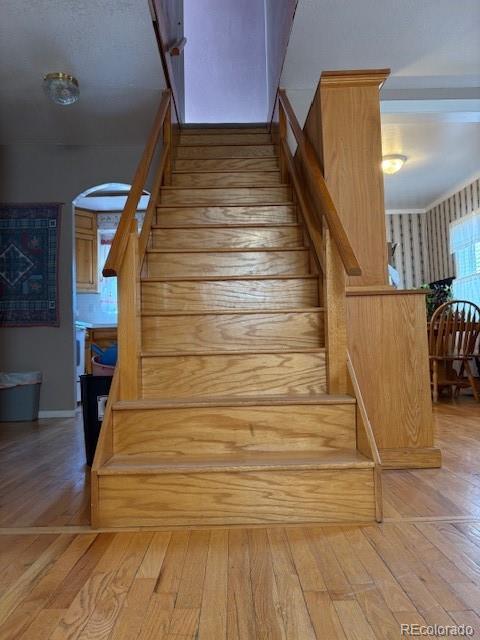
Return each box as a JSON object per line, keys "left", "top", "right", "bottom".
{"left": 103, "top": 89, "right": 172, "bottom": 277}
{"left": 277, "top": 89, "right": 361, "bottom": 277}
{"left": 347, "top": 351, "right": 383, "bottom": 522}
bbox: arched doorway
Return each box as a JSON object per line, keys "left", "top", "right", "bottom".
{"left": 72, "top": 183, "right": 150, "bottom": 399}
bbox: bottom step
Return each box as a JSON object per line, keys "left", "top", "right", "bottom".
{"left": 96, "top": 451, "right": 375, "bottom": 527}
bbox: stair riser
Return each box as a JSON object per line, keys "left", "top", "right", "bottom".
{"left": 172, "top": 172, "right": 282, "bottom": 187}
{"left": 142, "top": 312, "right": 324, "bottom": 352}
{"left": 159, "top": 186, "right": 291, "bottom": 206}
{"left": 182, "top": 128, "right": 268, "bottom": 135}
{"left": 97, "top": 469, "right": 376, "bottom": 527}
{"left": 141, "top": 352, "right": 326, "bottom": 399}
{"left": 151, "top": 227, "right": 303, "bottom": 250}
{"left": 146, "top": 250, "right": 310, "bottom": 277}
{"left": 113, "top": 404, "right": 355, "bottom": 456}
{"left": 179, "top": 133, "right": 272, "bottom": 145}
{"left": 141, "top": 279, "right": 319, "bottom": 312}
{"left": 174, "top": 158, "right": 278, "bottom": 172}
{"left": 156, "top": 205, "right": 296, "bottom": 226}
{"left": 176, "top": 146, "right": 277, "bottom": 159}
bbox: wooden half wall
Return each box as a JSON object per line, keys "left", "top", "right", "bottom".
{"left": 301, "top": 69, "right": 441, "bottom": 469}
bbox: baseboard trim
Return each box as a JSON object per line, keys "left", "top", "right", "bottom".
{"left": 38, "top": 410, "right": 76, "bottom": 419}
{"left": 379, "top": 447, "right": 442, "bottom": 469}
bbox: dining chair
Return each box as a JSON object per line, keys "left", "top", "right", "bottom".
{"left": 428, "top": 300, "right": 480, "bottom": 403}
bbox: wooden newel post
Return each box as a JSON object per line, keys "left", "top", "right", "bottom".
{"left": 278, "top": 102, "right": 288, "bottom": 183}
{"left": 117, "top": 220, "right": 141, "bottom": 400}
{"left": 323, "top": 223, "right": 347, "bottom": 394}
{"left": 163, "top": 98, "right": 172, "bottom": 185}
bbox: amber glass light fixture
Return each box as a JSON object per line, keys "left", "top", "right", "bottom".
{"left": 43, "top": 72, "right": 80, "bottom": 105}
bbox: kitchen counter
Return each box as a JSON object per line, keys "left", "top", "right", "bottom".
{"left": 76, "top": 320, "right": 117, "bottom": 329}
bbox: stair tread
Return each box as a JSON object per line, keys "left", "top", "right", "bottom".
{"left": 177, "top": 142, "right": 274, "bottom": 148}
{"left": 156, "top": 204, "right": 295, "bottom": 209}
{"left": 141, "top": 307, "right": 324, "bottom": 317}
{"left": 141, "top": 274, "right": 317, "bottom": 283}
{"left": 173, "top": 169, "right": 280, "bottom": 174}
{"left": 113, "top": 393, "right": 356, "bottom": 411}
{"left": 160, "top": 185, "right": 289, "bottom": 190}
{"left": 99, "top": 450, "right": 373, "bottom": 475}
{"left": 151, "top": 223, "right": 300, "bottom": 229}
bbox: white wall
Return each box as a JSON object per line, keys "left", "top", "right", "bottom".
{"left": 184, "top": 0, "right": 268, "bottom": 123}
{"left": 0, "top": 143, "right": 144, "bottom": 413}
{"left": 264, "top": 0, "right": 298, "bottom": 121}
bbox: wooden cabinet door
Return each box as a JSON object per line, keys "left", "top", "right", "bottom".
{"left": 75, "top": 211, "right": 98, "bottom": 292}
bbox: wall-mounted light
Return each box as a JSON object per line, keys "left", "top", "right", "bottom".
{"left": 382, "top": 154, "right": 407, "bottom": 175}
{"left": 43, "top": 72, "right": 79, "bottom": 105}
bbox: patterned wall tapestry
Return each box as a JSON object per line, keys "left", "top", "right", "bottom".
{"left": 386, "top": 212, "right": 429, "bottom": 288}
{"left": 425, "top": 177, "right": 480, "bottom": 283}
{"left": 0, "top": 203, "right": 61, "bottom": 327}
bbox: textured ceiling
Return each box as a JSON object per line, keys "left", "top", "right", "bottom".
{"left": 283, "top": 0, "right": 480, "bottom": 208}
{"left": 0, "top": 0, "right": 166, "bottom": 145}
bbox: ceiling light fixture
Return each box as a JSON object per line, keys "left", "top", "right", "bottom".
{"left": 43, "top": 72, "right": 79, "bottom": 105}
{"left": 382, "top": 154, "right": 407, "bottom": 175}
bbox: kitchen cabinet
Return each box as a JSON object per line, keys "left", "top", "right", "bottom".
{"left": 75, "top": 210, "right": 98, "bottom": 292}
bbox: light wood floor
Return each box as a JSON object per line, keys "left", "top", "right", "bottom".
{"left": 0, "top": 399, "right": 479, "bottom": 638}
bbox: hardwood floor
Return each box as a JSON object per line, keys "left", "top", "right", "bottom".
{"left": 0, "top": 413, "right": 90, "bottom": 528}
{"left": 0, "top": 398, "right": 479, "bottom": 638}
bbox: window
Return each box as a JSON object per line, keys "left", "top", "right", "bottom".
{"left": 450, "top": 210, "right": 480, "bottom": 306}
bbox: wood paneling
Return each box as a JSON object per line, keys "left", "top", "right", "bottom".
{"left": 159, "top": 186, "right": 291, "bottom": 206}
{"left": 174, "top": 157, "right": 279, "bottom": 172}
{"left": 113, "top": 403, "right": 356, "bottom": 456}
{"left": 172, "top": 171, "right": 282, "bottom": 187}
{"left": 156, "top": 204, "right": 296, "bottom": 226}
{"left": 146, "top": 249, "right": 310, "bottom": 277}
{"left": 97, "top": 466, "right": 375, "bottom": 527}
{"left": 175, "top": 145, "right": 277, "bottom": 159}
{"left": 304, "top": 70, "right": 389, "bottom": 286}
{"left": 380, "top": 447, "right": 442, "bottom": 469}
{"left": 347, "top": 289, "right": 440, "bottom": 465}
{"left": 141, "top": 351, "right": 327, "bottom": 399}
{"left": 151, "top": 225, "right": 302, "bottom": 249}
{"left": 142, "top": 310, "right": 324, "bottom": 351}
{"left": 141, "top": 277, "right": 319, "bottom": 311}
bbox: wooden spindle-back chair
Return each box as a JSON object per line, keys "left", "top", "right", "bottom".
{"left": 429, "top": 300, "right": 480, "bottom": 402}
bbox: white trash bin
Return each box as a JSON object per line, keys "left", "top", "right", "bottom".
{"left": 0, "top": 372, "right": 42, "bottom": 422}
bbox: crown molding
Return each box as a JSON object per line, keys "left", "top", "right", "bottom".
{"left": 321, "top": 68, "right": 390, "bottom": 88}
{"left": 426, "top": 171, "right": 480, "bottom": 212}
{"left": 386, "top": 208, "right": 426, "bottom": 215}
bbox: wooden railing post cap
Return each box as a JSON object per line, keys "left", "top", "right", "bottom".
{"left": 320, "top": 69, "right": 391, "bottom": 88}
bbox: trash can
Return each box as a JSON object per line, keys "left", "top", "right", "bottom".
{"left": 0, "top": 372, "right": 42, "bottom": 422}
{"left": 80, "top": 374, "right": 112, "bottom": 466}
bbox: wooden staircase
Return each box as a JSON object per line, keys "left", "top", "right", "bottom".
{"left": 92, "top": 94, "right": 382, "bottom": 528}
